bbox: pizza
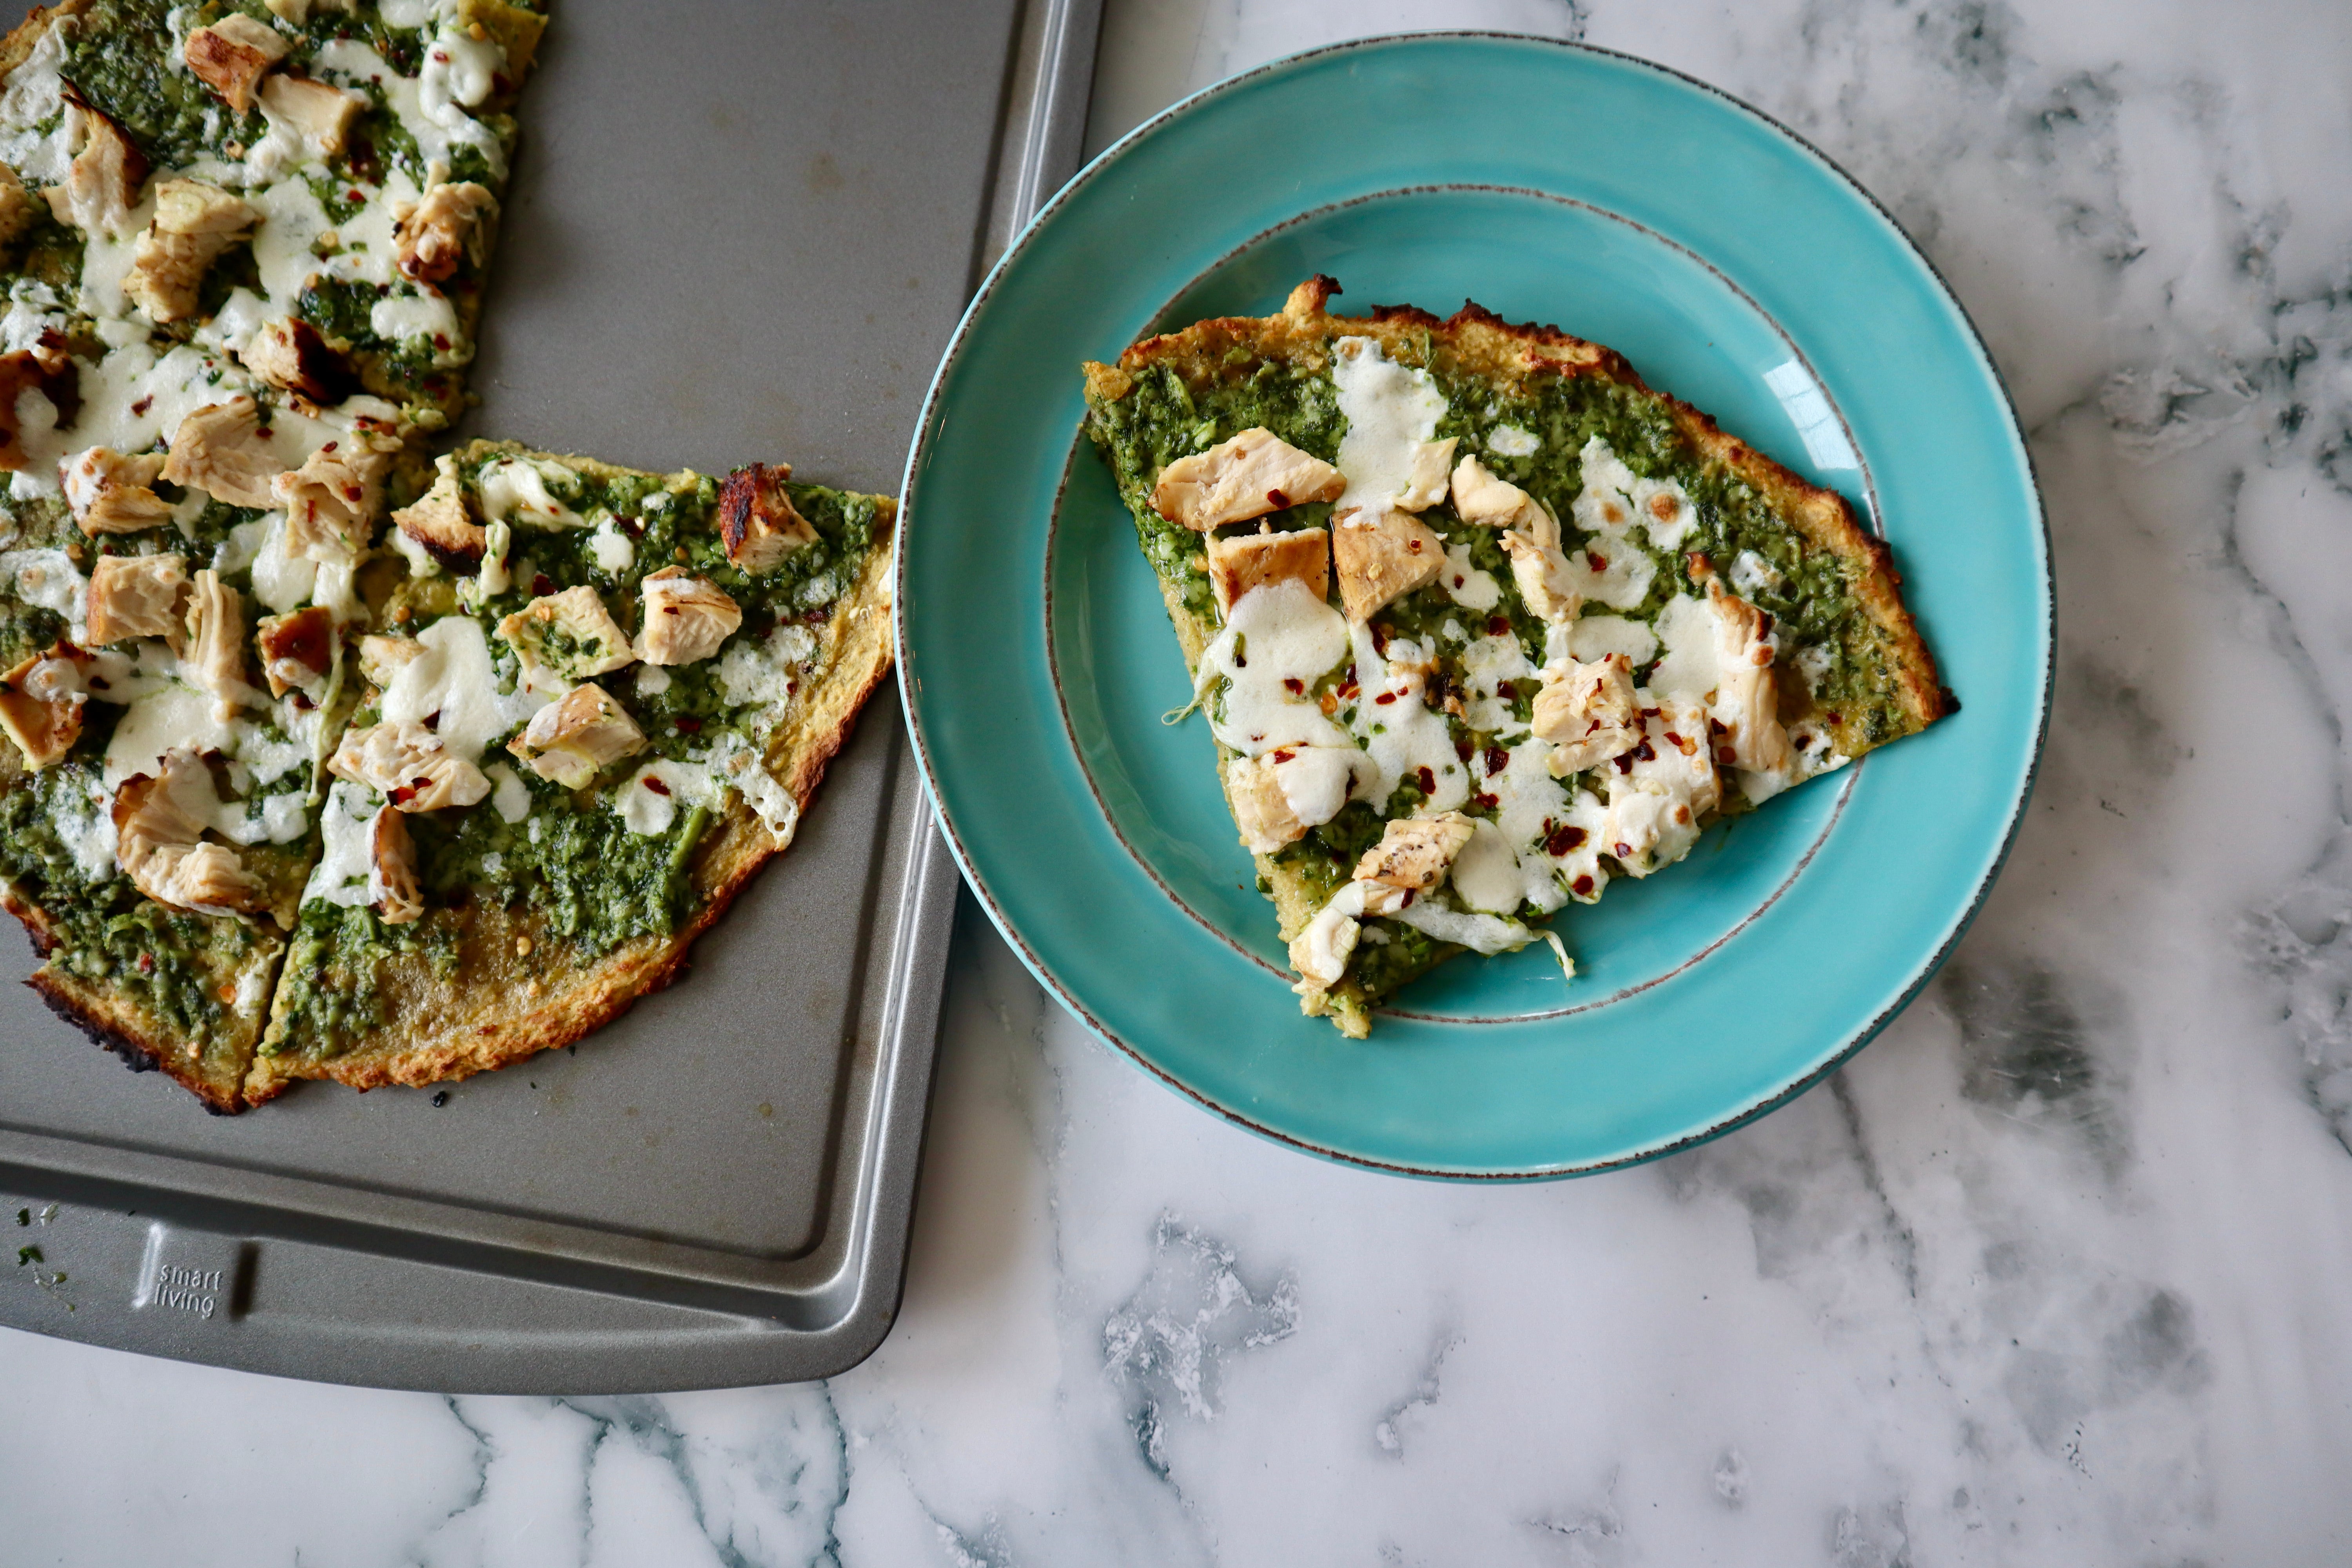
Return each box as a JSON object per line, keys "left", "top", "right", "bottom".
{"left": 0, "top": 2, "right": 901, "bottom": 1111}
{"left": 1081, "top": 276, "right": 1955, "bottom": 1036}
{"left": 248, "top": 442, "right": 893, "bottom": 1099}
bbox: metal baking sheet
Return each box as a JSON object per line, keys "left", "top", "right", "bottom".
{"left": 0, "top": 0, "right": 1101, "bottom": 1393}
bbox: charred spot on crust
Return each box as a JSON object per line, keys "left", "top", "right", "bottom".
{"left": 28, "top": 975, "right": 245, "bottom": 1114}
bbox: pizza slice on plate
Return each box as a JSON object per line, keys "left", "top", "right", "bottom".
{"left": 247, "top": 441, "right": 895, "bottom": 1099}
{"left": 1081, "top": 276, "right": 1955, "bottom": 1037}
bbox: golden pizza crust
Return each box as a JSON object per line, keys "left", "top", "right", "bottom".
{"left": 243, "top": 467, "right": 897, "bottom": 1099}
{"left": 0, "top": 3, "right": 81, "bottom": 79}
{"left": 5, "top": 869, "right": 281, "bottom": 1112}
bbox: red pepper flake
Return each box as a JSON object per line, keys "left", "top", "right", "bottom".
{"left": 130, "top": 396, "right": 151, "bottom": 416}
{"left": 1572, "top": 874, "right": 1595, "bottom": 896}
{"left": 347, "top": 188, "right": 363, "bottom": 203}
{"left": 1717, "top": 746, "right": 1739, "bottom": 765}
{"left": 321, "top": 439, "right": 339, "bottom": 453}
{"left": 1267, "top": 488, "right": 1290, "bottom": 507}
{"left": 1615, "top": 840, "right": 1634, "bottom": 858}
{"left": 1587, "top": 550, "right": 1608, "bottom": 569}
{"left": 1474, "top": 791, "right": 1499, "bottom": 809}
{"left": 136, "top": 952, "right": 155, "bottom": 975}
{"left": 389, "top": 784, "right": 417, "bottom": 805}
{"left": 1547, "top": 824, "right": 1588, "bottom": 856}
{"left": 1452, "top": 575, "right": 1465, "bottom": 589}
{"left": 1613, "top": 753, "right": 1635, "bottom": 775}
{"left": 1453, "top": 735, "right": 1474, "bottom": 762}
{"left": 1633, "top": 739, "right": 1656, "bottom": 763}
{"left": 675, "top": 716, "right": 702, "bottom": 733}
{"left": 1793, "top": 733, "right": 1813, "bottom": 751}
{"left": 432, "top": 333, "right": 450, "bottom": 350}
{"left": 1374, "top": 691, "right": 1396, "bottom": 706}
{"left": 1664, "top": 731, "right": 1683, "bottom": 748}
{"left": 1416, "top": 766, "right": 1436, "bottom": 795}
{"left": 1484, "top": 746, "right": 1510, "bottom": 775}
{"left": 1486, "top": 615, "right": 1510, "bottom": 637}
{"left": 532, "top": 573, "right": 554, "bottom": 597}
{"left": 1271, "top": 748, "right": 1294, "bottom": 764}
{"left": 644, "top": 777, "right": 671, "bottom": 796}
{"left": 256, "top": 425, "right": 274, "bottom": 438}
{"left": 1825, "top": 710, "right": 1843, "bottom": 724}
{"left": 1281, "top": 677, "right": 1303, "bottom": 694}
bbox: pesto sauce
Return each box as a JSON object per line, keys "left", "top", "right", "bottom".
{"left": 0, "top": 766, "right": 246, "bottom": 1038}
{"left": 59, "top": 0, "right": 254, "bottom": 171}
{"left": 270, "top": 900, "right": 454, "bottom": 1049}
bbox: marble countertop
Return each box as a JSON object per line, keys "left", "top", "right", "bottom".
{"left": 8, "top": 0, "right": 2352, "bottom": 1561}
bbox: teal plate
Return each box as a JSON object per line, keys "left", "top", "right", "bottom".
{"left": 896, "top": 34, "right": 2050, "bottom": 1179}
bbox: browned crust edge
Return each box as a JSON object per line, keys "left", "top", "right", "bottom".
{"left": 27, "top": 967, "right": 245, "bottom": 1114}
{"left": 5, "top": 877, "right": 268, "bottom": 1114}
{"left": 0, "top": 2, "right": 81, "bottom": 80}
{"left": 241, "top": 484, "right": 900, "bottom": 1097}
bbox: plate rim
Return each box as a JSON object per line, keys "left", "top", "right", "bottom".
{"left": 895, "top": 31, "right": 2056, "bottom": 1181}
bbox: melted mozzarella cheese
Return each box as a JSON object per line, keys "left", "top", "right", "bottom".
{"left": 615, "top": 757, "right": 717, "bottom": 835}
{"left": 477, "top": 456, "right": 586, "bottom": 530}
{"left": 1438, "top": 540, "right": 1501, "bottom": 611}
{"left": 1645, "top": 594, "right": 1721, "bottom": 701}
{"left": 1344, "top": 624, "right": 1466, "bottom": 810}
{"left": 1633, "top": 476, "right": 1698, "bottom": 550}
{"left": 1564, "top": 613, "right": 1659, "bottom": 667}
{"left": 1457, "top": 629, "right": 1535, "bottom": 734}
{"left": 249, "top": 512, "right": 319, "bottom": 612}
{"left": 1562, "top": 533, "right": 1655, "bottom": 612}
{"left": 588, "top": 515, "right": 635, "bottom": 575}
{"left": 0, "top": 26, "right": 72, "bottom": 181}
{"left": 486, "top": 761, "right": 530, "bottom": 823}
{"left": 716, "top": 622, "right": 813, "bottom": 710}
{"left": 251, "top": 176, "right": 334, "bottom": 307}
{"left": 1268, "top": 745, "right": 1365, "bottom": 828}
{"left": 371, "top": 287, "right": 463, "bottom": 361}
{"left": 0, "top": 548, "right": 88, "bottom": 628}
{"left": 1487, "top": 423, "right": 1540, "bottom": 457}
{"left": 377, "top": 615, "right": 546, "bottom": 761}
{"left": 1730, "top": 549, "right": 1785, "bottom": 596}
{"left": 1449, "top": 818, "right": 1524, "bottom": 915}
{"left": 304, "top": 780, "right": 374, "bottom": 907}
{"left": 1195, "top": 579, "right": 1352, "bottom": 757}
{"left": 1330, "top": 336, "right": 1448, "bottom": 511}
{"left": 53, "top": 772, "right": 118, "bottom": 881}
{"left": 103, "top": 685, "right": 234, "bottom": 786}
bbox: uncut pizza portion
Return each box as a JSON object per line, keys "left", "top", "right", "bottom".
{"left": 0, "top": 0, "right": 544, "bottom": 427}
{"left": 248, "top": 442, "right": 894, "bottom": 1098}
{"left": 1082, "top": 276, "right": 1954, "bottom": 1038}
{"left": 0, "top": 0, "right": 544, "bottom": 1104}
